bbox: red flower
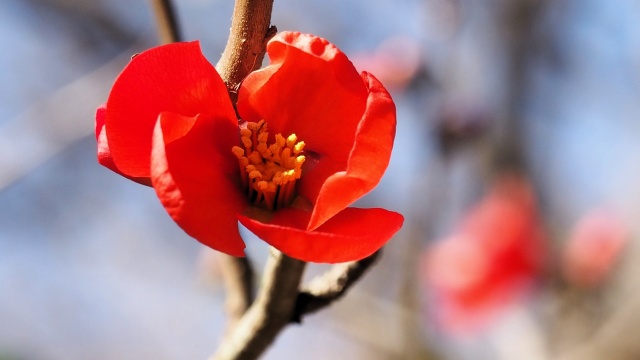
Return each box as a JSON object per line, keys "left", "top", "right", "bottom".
{"left": 96, "top": 32, "right": 404, "bottom": 263}
{"left": 422, "top": 175, "right": 545, "bottom": 332}
{"left": 562, "top": 209, "right": 628, "bottom": 288}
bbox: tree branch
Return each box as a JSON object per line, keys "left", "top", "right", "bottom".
{"left": 211, "top": 249, "right": 307, "bottom": 360}
{"left": 211, "top": 0, "right": 275, "bottom": 333}
{"left": 215, "top": 0, "right": 276, "bottom": 105}
{"left": 219, "top": 254, "right": 255, "bottom": 330}
{"left": 292, "top": 250, "right": 382, "bottom": 322}
{"left": 209, "top": 0, "right": 383, "bottom": 358}
{"left": 150, "top": 0, "right": 181, "bottom": 44}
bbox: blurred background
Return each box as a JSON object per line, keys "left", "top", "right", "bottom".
{"left": 2, "top": 0, "right": 640, "bottom": 359}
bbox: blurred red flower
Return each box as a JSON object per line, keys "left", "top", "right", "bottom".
{"left": 423, "top": 174, "right": 545, "bottom": 332}
{"left": 562, "top": 209, "right": 628, "bottom": 288}
{"left": 95, "top": 32, "right": 403, "bottom": 263}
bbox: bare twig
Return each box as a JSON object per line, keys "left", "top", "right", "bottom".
{"left": 293, "top": 251, "right": 382, "bottom": 322}
{"left": 150, "top": 0, "right": 181, "bottom": 44}
{"left": 211, "top": 249, "right": 307, "bottom": 360}
{"left": 219, "top": 254, "right": 255, "bottom": 330}
{"left": 211, "top": 0, "right": 275, "bottom": 336}
{"left": 215, "top": 0, "right": 276, "bottom": 105}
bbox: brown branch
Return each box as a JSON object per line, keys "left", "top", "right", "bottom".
{"left": 211, "top": 0, "right": 275, "bottom": 335}
{"left": 219, "top": 254, "right": 255, "bottom": 330}
{"left": 215, "top": 0, "right": 276, "bottom": 105}
{"left": 211, "top": 249, "right": 307, "bottom": 360}
{"left": 292, "top": 250, "right": 382, "bottom": 322}
{"left": 209, "top": 0, "right": 384, "bottom": 358}
{"left": 150, "top": 0, "right": 182, "bottom": 44}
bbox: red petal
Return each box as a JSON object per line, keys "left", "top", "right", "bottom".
{"left": 150, "top": 111, "right": 247, "bottom": 256}
{"left": 307, "top": 72, "right": 396, "bottom": 229}
{"left": 96, "top": 104, "right": 152, "bottom": 186}
{"left": 106, "top": 41, "right": 236, "bottom": 178}
{"left": 237, "top": 33, "right": 397, "bottom": 230}
{"left": 238, "top": 207, "right": 404, "bottom": 263}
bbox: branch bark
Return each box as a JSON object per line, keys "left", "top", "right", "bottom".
{"left": 209, "top": 0, "right": 383, "bottom": 358}
{"left": 211, "top": 249, "right": 307, "bottom": 360}
{"left": 211, "top": 0, "right": 276, "bottom": 333}
{"left": 150, "top": 0, "right": 181, "bottom": 44}
{"left": 293, "top": 250, "right": 381, "bottom": 322}
{"left": 216, "top": 0, "right": 276, "bottom": 105}
{"left": 219, "top": 254, "right": 255, "bottom": 330}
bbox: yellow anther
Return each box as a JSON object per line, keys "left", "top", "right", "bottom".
{"left": 248, "top": 152, "right": 262, "bottom": 165}
{"left": 241, "top": 137, "right": 252, "bottom": 149}
{"left": 232, "top": 120, "right": 306, "bottom": 211}
{"left": 257, "top": 143, "right": 270, "bottom": 156}
{"left": 249, "top": 170, "right": 262, "bottom": 180}
{"left": 232, "top": 146, "right": 245, "bottom": 158}
{"left": 247, "top": 121, "right": 259, "bottom": 131}
{"left": 286, "top": 134, "right": 298, "bottom": 148}
{"left": 257, "top": 181, "right": 268, "bottom": 190}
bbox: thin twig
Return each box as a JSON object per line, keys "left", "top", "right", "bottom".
{"left": 211, "top": 249, "right": 307, "bottom": 360}
{"left": 150, "top": 0, "right": 181, "bottom": 44}
{"left": 211, "top": 0, "right": 275, "bottom": 336}
{"left": 292, "top": 250, "right": 382, "bottom": 322}
{"left": 219, "top": 254, "right": 255, "bottom": 330}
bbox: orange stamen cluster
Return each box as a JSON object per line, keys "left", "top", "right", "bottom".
{"left": 232, "top": 120, "right": 305, "bottom": 211}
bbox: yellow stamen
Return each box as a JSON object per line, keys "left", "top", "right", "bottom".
{"left": 232, "top": 120, "right": 306, "bottom": 211}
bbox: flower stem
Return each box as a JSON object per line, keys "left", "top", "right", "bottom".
{"left": 211, "top": 249, "right": 306, "bottom": 360}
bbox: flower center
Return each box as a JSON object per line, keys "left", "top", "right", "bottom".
{"left": 232, "top": 120, "right": 306, "bottom": 211}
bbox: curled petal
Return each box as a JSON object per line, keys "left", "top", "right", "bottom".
{"left": 238, "top": 207, "right": 404, "bottom": 263}
{"left": 151, "top": 111, "right": 246, "bottom": 256}
{"left": 106, "top": 41, "right": 236, "bottom": 178}
{"left": 96, "top": 104, "right": 151, "bottom": 186}
{"left": 307, "top": 72, "right": 396, "bottom": 229}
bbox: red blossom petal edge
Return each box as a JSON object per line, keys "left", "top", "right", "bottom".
{"left": 150, "top": 111, "right": 247, "bottom": 257}
{"left": 105, "top": 41, "right": 236, "bottom": 179}
{"left": 307, "top": 72, "right": 396, "bottom": 230}
{"left": 238, "top": 207, "right": 404, "bottom": 263}
{"left": 95, "top": 104, "right": 152, "bottom": 186}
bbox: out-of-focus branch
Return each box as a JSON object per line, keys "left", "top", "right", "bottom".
{"left": 292, "top": 251, "right": 381, "bottom": 322}
{"left": 211, "top": 249, "right": 306, "bottom": 360}
{"left": 555, "top": 286, "right": 640, "bottom": 360}
{"left": 493, "top": 0, "right": 544, "bottom": 173}
{"left": 150, "top": 0, "right": 181, "bottom": 44}
{"left": 219, "top": 255, "right": 255, "bottom": 330}
{"left": 216, "top": 0, "right": 276, "bottom": 105}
